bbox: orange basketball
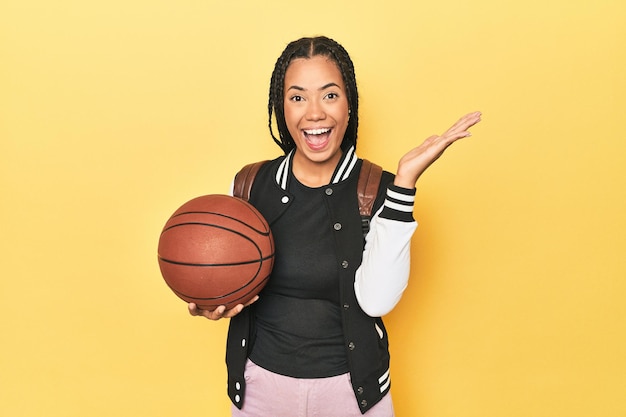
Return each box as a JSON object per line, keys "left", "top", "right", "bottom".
{"left": 157, "top": 194, "right": 274, "bottom": 311}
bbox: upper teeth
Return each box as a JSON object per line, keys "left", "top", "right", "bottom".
{"left": 304, "top": 128, "right": 330, "bottom": 135}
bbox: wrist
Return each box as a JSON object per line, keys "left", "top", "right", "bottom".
{"left": 393, "top": 175, "right": 418, "bottom": 189}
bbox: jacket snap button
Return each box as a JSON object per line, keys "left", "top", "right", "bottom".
{"left": 333, "top": 222, "right": 342, "bottom": 231}
{"left": 341, "top": 260, "right": 349, "bottom": 269}
{"left": 360, "top": 400, "right": 368, "bottom": 408}
{"left": 281, "top": 196, "right": 289, "bottom": 203}
{"left": 348, "top": 342, "right": 355, "bottom": 350}
{"left": 325, "top": 188, "right": 333, "bottom": 195}
{"left": 343, "top": 303, "right": 350, "bottom": 309}
{"left": 357, "top": 386, "right": 364, "bottom": 395}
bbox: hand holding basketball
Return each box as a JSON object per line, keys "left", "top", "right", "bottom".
{"left": 188, "top": 296, "right": 258, "bottom": 320}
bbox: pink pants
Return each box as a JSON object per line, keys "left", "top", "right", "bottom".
{"left": 231, "top": 360, "right": 395, "bottom": 417}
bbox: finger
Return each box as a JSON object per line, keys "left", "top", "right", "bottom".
{"left": 222, "top": 304, "right": 244, "bottom": 319}
{"left": 456, "top": 111, "right": 481, "bottom": 124}
{"left": 423, "top": 131, "right": 468, "bottom": 153}
{"left": 207, "top": 305, "right": 226, "bottom": 320}
{"left": 443, "top": 129, "right": 473, "bottom": 142}
{"left": 444, "top": 111, "right": 482, "bottom": 136}
{"left": 245, "top": 295, "right": 260, "bottom": 307}
{"left": 462, "top": 111, "right": 482, "bottom": 129}
{"left": 441, "top": 123, "right": 477, "bottom": 142}
{"left": 220, "top": 297, "right": 258, "bottom": 319}
{"left": 188, "top": 303, "right": 199, "bottom": 316}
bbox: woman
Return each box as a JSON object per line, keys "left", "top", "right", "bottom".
{"left": 189, "top": 36, "right": 481, "bottom": 416}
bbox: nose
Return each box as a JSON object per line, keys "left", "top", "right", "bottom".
{"left": 305, "top": 100, "right": 326, "bottom": 121}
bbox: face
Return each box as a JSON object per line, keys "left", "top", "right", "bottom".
{"left": 283, "top": 55, "right": 350, "bottom": 170}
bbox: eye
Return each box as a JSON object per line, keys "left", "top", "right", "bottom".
{"left": 325, "top": 92, "right": 339, "bottom": 100}
{"left": 289, "top": 95, "right": 304, "bottom": 102}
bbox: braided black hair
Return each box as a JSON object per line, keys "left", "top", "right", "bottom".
{"left": 268, "top": 36, "right": 359, "bottom": 154}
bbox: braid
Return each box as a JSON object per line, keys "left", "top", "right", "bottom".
{"left": 268, "top": 36, "right": 360, "bottom": 154}
{"left": 268, "top": 51, "right": 295, "bottom": 153}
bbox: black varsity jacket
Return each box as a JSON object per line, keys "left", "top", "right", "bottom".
{"left": 226, "top": 150, "right": 401, "bottom": 414}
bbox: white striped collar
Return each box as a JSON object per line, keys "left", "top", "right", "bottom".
{"left": 275, "top": 145, "right": 358, "bottom": 191}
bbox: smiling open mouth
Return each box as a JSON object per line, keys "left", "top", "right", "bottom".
{"left": 303, "top": 128, "right": 332, "bottom": 150}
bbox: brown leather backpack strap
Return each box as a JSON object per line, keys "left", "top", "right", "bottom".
{"left": 233, "top": 160, "right": 269, "bottom": 201}
{"left": 357, "top": 159, "right": 383, "bottom": 217}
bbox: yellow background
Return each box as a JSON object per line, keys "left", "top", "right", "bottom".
{"left": 2, "top": 0, "right": 625, "bottom": 416}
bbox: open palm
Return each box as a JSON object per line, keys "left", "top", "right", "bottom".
{"left": 394, "top": 111, "right": 482, "bottom": 188}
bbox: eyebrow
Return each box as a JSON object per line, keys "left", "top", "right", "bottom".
{"left": 286, "top": 82, "right": 342, "bottom": 92}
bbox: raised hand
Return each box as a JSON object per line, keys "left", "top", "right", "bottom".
{"left": 394, "top": 111, "right": 482, "bottom": 188}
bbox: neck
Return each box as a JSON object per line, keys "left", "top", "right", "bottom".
{"left": 292, "top": 151, "right": 343, "bottom": 187}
